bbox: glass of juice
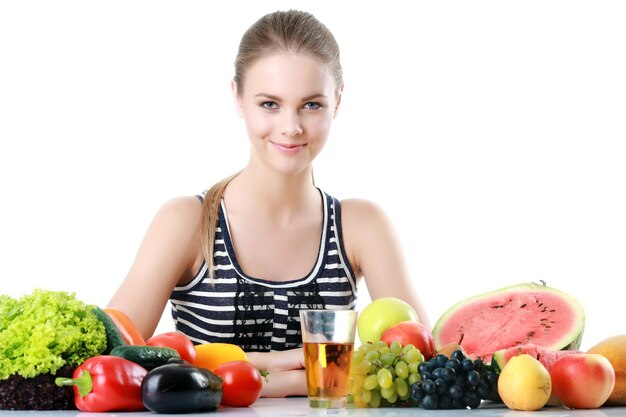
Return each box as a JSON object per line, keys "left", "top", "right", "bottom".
{"left": 300, "top": 309, "right": 358, "bottom": 409}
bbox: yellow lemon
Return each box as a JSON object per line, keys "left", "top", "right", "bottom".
{"left": 498, "top": 353, "right": 551, "bottom": 411}
{"left": 194, "top": 342, "right": 248, "bottom": 371}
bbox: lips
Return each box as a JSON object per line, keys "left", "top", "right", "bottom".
{"left": 271, "top": 141, "right": 306, "bottom": 154}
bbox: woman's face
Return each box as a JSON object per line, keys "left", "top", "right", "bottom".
{"left": 234, "top": 53, "right": 341, "bottom": 176}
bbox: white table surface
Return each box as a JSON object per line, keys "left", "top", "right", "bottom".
{"left": 1, "top": 398, "right": 626, "bottom": 417}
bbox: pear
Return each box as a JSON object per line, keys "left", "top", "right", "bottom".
{"left": 498, "top": 354, "right": 551, "bottom": 411}
{"left": 437, "top": 341, "right": 466, "bottom": 358}
{"left": 436, "top": 334, "right": 467, "bottom": 358}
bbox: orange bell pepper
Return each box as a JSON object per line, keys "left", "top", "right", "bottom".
{"left": 194, "top": 343, "right": 248, "bottom": 371}
{"left": 103, "top": 307, "right": 146, "bottom": 345}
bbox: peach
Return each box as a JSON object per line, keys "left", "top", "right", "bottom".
{"left": 380, "top": 321, "right": 435, "bottom": 360}
{"left": 550, "top": 354, "right": 615, "bottom": 409}
{"left": 587, "top": 334, "right": 626, "bottom": 406}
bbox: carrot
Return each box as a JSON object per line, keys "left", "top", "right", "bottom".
{"left": 103, "top": 307, "right": 146, "bottom": 345}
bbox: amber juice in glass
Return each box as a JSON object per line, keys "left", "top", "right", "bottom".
{"left": 303, "top": 342, "right": 354, "bottom": 399}
{"left": 300, "top": 310, "right": 358, "bottom": 408}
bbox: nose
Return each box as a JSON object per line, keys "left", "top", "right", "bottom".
{"left": 281, "top": 111, "right": 303, "bottom": 137}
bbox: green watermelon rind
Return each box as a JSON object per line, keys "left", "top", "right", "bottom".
{"left": 492, "top": 350, "right": 508, "bottom": 372}
{"left": 432, "top": 282, "right": 585, "bottom": 353}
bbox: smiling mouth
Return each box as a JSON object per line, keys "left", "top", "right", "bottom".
{"left": 270, "top": 141, "right": 306, "bottom": 153}
{"left": 271, "top": 141, "right": 305, "bottom": 148}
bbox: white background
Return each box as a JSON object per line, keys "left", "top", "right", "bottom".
{"left": 1, "top": 1, "right": 625, "bottom": 351}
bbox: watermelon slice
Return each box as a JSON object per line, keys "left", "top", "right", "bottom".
{"left": 492, "top": 343, "right": 582, "bottom": 406}
{"left": 492, "top": 343, "right": 581, "bottom": 372}
{"left": 432, "top": 282, "right": 584, "bottom": 362}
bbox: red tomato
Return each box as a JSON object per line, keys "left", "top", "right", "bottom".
{"left": 146, "top": 331, "right": 197, "bottom": 364}
{"left": 213, "top": 361, "right": 263, "bottom": 407}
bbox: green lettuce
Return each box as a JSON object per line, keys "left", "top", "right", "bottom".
{"left": 0, "top": 289, "right": 106, "bottom": 380}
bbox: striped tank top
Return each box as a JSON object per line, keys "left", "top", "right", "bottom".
{"left": 169, "top": 189, "right": 358, "bottom": 352}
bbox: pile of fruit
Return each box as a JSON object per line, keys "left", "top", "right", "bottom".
{"left": 350, "top": 340, "right": 424, "bottom": 406}
{"left": 349, "top": 297, "right": 501, "bottom": 409}
{"left": 350, "top": 282, "right": 626, "bottom": 411}
{"left": 410, "top": 350, "right": 500, "bottom": 409}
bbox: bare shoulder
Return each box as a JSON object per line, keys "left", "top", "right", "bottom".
{"left": 142, "top": 195, "right": 204, "bottom": 260}
{"left": 153, "top": 196, "right": 203, "bottom": 229}
{"left": 159, "top": 195, "right": 203, "bottom": 216}
{"left": 339, "top": 198, "right": 396, "bottom": 278}
{"left": 339, "top": 198, "right": 396, "bottom": 246}
{"left": 339, "top": 198, "right": 392, "bottom": 230}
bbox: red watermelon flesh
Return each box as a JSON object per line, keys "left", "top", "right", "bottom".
{"left": 432, "top": 283, "right": 585, "bottom": 362}
{"left": 492, "top": 343, "right": 581, "bottom": 372}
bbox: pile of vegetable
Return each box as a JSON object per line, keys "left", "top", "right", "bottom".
{"left": 0, "top": 289, "right": 265, "bottom": 412}
{"left": 0, "top": 289, "right": 106, "bottom": 380}
{"left": 0, "top": 289, "right": 107, "bottom": 409}
{"left": 56, "top": 309, "right": 264, "bottom": 413}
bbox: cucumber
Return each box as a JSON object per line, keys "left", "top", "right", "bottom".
{"left": 92, "top": 305, "right": 127, "bottom": 353}
{"left": 110, "top": 345, "right": 180, "bottom": 370}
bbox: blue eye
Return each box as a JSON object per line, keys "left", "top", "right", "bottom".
{"left": 304, "top": 102, "right": 322, "bottom": 110}
{"left": 261, "top": 101, "right": 278, "bottom": 110}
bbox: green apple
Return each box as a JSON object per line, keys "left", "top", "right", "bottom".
{"left": 357, "top": 297, "right": 419, "bottom": 344}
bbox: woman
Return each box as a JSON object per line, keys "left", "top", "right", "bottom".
{"left": 108, "top": 9, "right": 429, "bottom": 397}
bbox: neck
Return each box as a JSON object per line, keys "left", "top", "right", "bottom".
{"left": 224, "top": 163, "right": 319, "bottom": 221}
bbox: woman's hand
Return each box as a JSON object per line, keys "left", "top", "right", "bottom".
{"left": 259, "top": 369, "right": 307, "bottom": 397}
{"left": 247, "top": 348, "right": 304, "bottom": 371}
{"left": 246, "top": 348, "right": 307, "bottom": 397}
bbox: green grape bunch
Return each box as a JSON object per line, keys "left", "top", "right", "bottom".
{"left": 349, "top": 340, "right": 425, "bottom": 408}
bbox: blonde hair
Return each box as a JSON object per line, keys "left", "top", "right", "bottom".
{"left": 201, "top": 10, "right": 342, "bottom": 279}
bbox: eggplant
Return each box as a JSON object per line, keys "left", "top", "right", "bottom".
{"left": 141, "top": 360, "right": 223, "bottom": 413}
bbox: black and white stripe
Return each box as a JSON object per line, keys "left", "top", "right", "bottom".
{"left": 169, "top": 189, "right": 357, "bottom": 351}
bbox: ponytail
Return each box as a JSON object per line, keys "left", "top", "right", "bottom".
{"left": 200, "top": 171, "right": 241, "bottom": 280}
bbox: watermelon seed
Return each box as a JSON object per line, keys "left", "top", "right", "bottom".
{"left": 520, "top": 303, "right": 527, "bottom": 308}
{"left": 540, "top": 318, "right": 547, "bottom": 321}
{"left": 549, "top": 309, "right": 556, "bottom": 312}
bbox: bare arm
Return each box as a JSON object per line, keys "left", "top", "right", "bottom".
{"left": 247, "top": 349, "right": 307, "bottom": 397}
{"left": 341, "top": 199, "right": 431, "bottom": 329}
{"left": 107, "top": 197, "right": 202, "bottom": 339}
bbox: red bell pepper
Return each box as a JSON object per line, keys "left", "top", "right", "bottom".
{"left": 55, "top": 355, "right": 147, "bottom": 412}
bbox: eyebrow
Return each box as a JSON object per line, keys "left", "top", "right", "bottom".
{"left": 254, "top": 93, "right": 328, "bottom": 101}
